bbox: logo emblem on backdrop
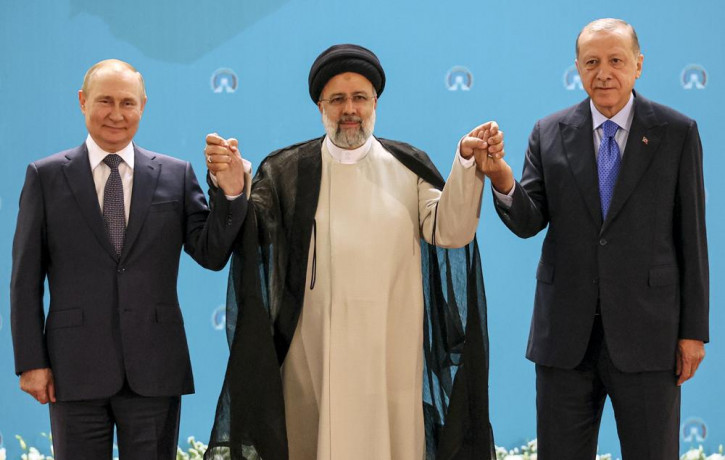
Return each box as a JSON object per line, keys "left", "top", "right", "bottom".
{"left": 445, "top": 66, "right": 473, "bottom": 91}
{"left": 211, "top": 305, "right": 226, "bottom": 330}
{"left": 681, "top": 417, "right": 707, "bottom": 442}
{"left": 563, "top": 65, "right": 583, "bottom": 90}
{"left": 211, "top": 68, "right": 238, "bottom": 93}
{"left": 681, "top": 64, "right": 707, "bottom": 89}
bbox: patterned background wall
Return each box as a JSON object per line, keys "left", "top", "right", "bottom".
{"left": 0, "top": 1, "right": 722, "bottom": 458}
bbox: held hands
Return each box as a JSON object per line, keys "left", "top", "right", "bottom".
{"left": 676, "top": 339, "right": 705, "bottom": 386}
{"left": 204, "top": 133, "right": 251, "bottom": 196}
{"left": 460, "top": 121, "right": 514, "bottom": 194}
{"left": 20, "top": 368, "right": 56, "bottom": 404}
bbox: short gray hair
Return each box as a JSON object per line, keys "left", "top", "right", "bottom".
{"left": 576, "top": 18, "right": 640, "bottom": 57}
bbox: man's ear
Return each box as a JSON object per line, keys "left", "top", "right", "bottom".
{"left": 78, "top": 90, "right": 86, "bottom": 114}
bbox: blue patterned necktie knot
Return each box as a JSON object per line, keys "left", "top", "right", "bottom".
{"left": 103, "top": 154, "right": 126, "bottom": 256}
{"left": 597, "top": 120, "right": 621, "bottom": 219}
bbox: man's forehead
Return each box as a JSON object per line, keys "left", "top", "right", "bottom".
{"left": 579, "top": 27, "right": 631, "bottom": 48}
{"left": 87, "top": 67, "right": 143, "bottom": 94}
{"left": 321, "top": 72, "right": 374, "bottom": 93}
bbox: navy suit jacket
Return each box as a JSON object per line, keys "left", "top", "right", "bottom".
{"left": 495, "top": 92, "right": 709, "bottom": 372}
{"left": 11, "top": 142, "right": 246, "bottom": 401}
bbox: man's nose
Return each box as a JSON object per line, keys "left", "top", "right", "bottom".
{"left": 109, "top": 104, "right": 124, "bottom": 120}
{"left": 342, "top": 97, "right": 356, "bottom": 114}
{"left": 596, "top": 65, "right": 612, "bottom": 80}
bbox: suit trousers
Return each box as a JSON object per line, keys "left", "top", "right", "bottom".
{"left": 49, "top": 383, "right": 181, "bottom": 460}
{"left": 535, "top": 316, "right": 681, "bottom": 460}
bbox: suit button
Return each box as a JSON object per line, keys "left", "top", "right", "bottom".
{"left": 117, "top": 267, "right": 126, "bottom": 273}
{"left": 599, "top": 238, "right": 607, "bottom": 246}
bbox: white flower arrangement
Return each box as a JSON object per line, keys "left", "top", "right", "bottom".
{"left": 177, "top": 436, "right": 210, "bottom": 460}
{"left": 494, "top": 439, "right": 725, "bottom": 460}
{"left": 9, "top": 433, "right": 724, "bottom": 460}
{"left": 494, "top": 438, "right": 615, "bottom": 460}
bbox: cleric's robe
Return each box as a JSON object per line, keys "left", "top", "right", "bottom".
{"left": 281, "top": 137, "right": 483, "bottom": 460}
{"left": 205, "top": 136, "right": 496, "bottom": 460}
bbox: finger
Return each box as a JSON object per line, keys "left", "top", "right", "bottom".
{"left": 205, "top": 133, "right": 227, "bottom": 146}
{"left": 228, "top": 138, "right": 239, "bottom": 151}
{"left": 48, "top": 380, "right": 56, "bottom": 403}
{"left": 36, "top": 388, "right": 49, "bottom": 404}
{"left": 242, "top": 158, "right": 252, "bottom": 174}
{"left": 488, "top": 131, "right": 504, "bottom": 145}
{"left": 461, "top": 137, "right": 488, "bottom": 150}
{"left": 488, "top": 121, "right": 500, "bottom": 135}
{"left": 467, "top": 122, "right": 491, "bottom": 138}
{"left": 488, "top": 143, "right": 505, "bottom": 156}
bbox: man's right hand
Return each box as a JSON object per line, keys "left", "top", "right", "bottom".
{"left": 20, "top": 368, "right": 56, "bottom": 404}
{"left": 204, "top": 133, "right": 250, "bottom": 196}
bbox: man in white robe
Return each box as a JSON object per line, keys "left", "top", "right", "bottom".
{"left": 204, "top": 44, "right": 504, "bottom": 460}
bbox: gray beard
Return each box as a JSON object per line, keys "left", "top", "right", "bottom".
{"left": 322, "top": 110, "right": 376, "bottom": 149}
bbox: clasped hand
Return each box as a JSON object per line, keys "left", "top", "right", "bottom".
{"left": 460, "top": 121, "right": 514, "bottom": 194}
{"left": 204, "top": 133, "right": 251, "bottom": 196}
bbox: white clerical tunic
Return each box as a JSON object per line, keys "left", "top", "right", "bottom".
{"left": 281, "top": 136, "right": 484, "bottom": 460}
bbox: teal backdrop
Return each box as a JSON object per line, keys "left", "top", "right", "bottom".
{"left": 0, "top": 1, "right": 722, "bottom": 458}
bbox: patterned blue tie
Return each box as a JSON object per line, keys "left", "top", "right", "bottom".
{"left": 102, "top": 154, "right": 126, "bottom": 256}
{"left": 598, "top": 120, "right": 621, "bottom": 219}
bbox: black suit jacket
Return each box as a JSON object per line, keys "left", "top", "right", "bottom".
{"left": 496, "top": 92, "right": 709, "bottom": 372}
{"left": 11, "top": 142, "right": 246, "bottom": 401}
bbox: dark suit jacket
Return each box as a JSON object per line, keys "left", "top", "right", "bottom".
{"left": 495, "top": 92, "right": 709, "bottom": 373}
{"left": 11, "top": 142, "right": 246, "bottom": 401}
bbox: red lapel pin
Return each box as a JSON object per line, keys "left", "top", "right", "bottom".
{"left": 642, "top": 136, "right": 649, "bottom": 145}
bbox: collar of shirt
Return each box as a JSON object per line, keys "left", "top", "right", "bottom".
{"left": 86, "top": 134, "right": 135, "bottom": 172}
{"left": 324, "top": 134, "right": 374, "bottom": 164}
{"left": 590, "top": 92, "right": 635, "bottom": 133}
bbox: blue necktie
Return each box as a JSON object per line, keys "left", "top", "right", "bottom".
{"left": 103, "top": 154, "right": 126, "bottom": 256}
{"left": 598, "top": 120, "right": 621, "bottom": 219}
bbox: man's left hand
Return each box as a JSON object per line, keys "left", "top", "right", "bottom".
{"left": 676, "top": 339, "right": 705, "bottom": 386}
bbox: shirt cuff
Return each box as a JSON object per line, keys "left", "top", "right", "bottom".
{"left": 209, "top": 172, "right": 244, "bottom": 201}
{"left": 456, "top": 140, "right": 476, "bottom": 168}
{"left": 492, "top": 182, "right": 515, "bottom": 208}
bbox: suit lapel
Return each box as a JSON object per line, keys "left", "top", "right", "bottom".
{"left": 560, "top": 100, "right": 603, "bottom": 228}
{"left": 122, "top": 146, "right": 161, "bottom": 259}
{"left": 63, "top": 144, "right": 120, "bottom": 260}
{"left": 601, "top": 94, "right": 665, "bottom": 233}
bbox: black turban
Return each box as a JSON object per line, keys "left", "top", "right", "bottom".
{"left": 308, "top": 44, "right": 385, "bottom": 103}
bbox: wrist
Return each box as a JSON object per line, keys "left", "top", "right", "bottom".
{"left": 489, "top": 168, "right": 514, "bottom": 194}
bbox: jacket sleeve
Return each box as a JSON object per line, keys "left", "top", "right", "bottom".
{"left": 494, "top": 119, "right": 550, "bottom": 238}
{"left": 183, "top": 162, "right": 248, "bottom": 271}
{"left": 11, "top": 163, "right": 51, "bottom": 375}
{"left": 674, "top": 120, "right": 709, "bottom": 342}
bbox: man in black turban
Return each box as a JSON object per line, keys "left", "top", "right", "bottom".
{"left": 203, "top": 44, "right": 504, "bottom": 460}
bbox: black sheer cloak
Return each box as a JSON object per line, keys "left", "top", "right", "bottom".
{"left": 205, "top": 137, "right": 495, "bottom": 460}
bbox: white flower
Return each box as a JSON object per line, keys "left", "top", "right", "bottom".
{"left": 706, "top": 455, "right": 725, "bottom": 460}
{"left": 0, "top": 447, "right": 6, "bottom": 460}
{"left": 21, "top": 447, "right": 46, "bottom": 460}
{"left": 681, "top": 446, "right": 706, "bottom": 460}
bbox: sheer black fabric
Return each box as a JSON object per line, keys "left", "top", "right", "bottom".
{"left": 205, "top": 137, "right": 495, "bottom": 460}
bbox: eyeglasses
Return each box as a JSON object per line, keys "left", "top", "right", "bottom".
{"left": 318, "top": 93, "right": 376, "bottom": 107}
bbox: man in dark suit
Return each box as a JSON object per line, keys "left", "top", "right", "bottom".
{"left": 476, "top": 19, "right": 709, "bottom": 459}
{"left": 10, "top": 59, "right": 248, "bottom": 459}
